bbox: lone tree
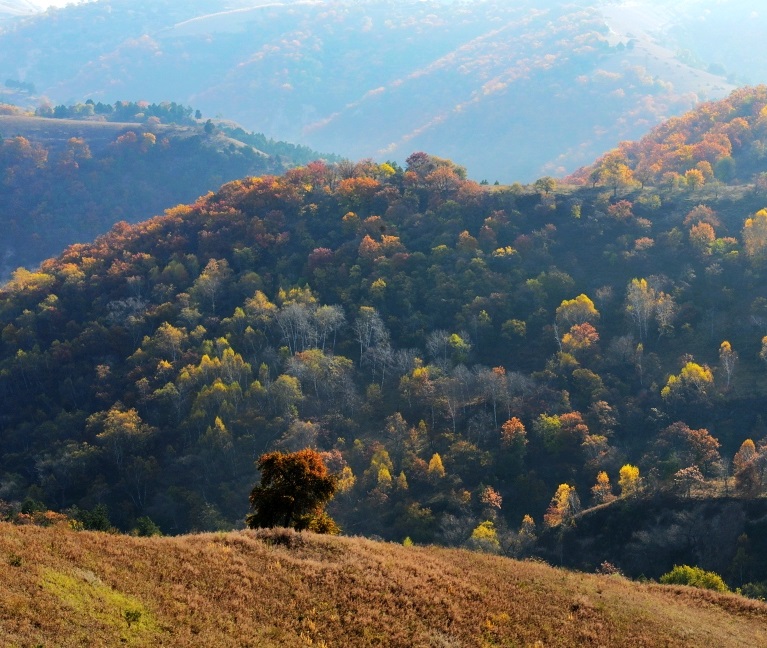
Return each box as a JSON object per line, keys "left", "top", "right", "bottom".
{"left": 246, "top": 449, "right": 339, "bottom": 534}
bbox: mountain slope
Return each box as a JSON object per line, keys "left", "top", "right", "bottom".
{"left": 0, "top": 0, "right": 743, "bottom": 181}
{"left": 0, "top": 106, "right": 335, "bottom": 278}
{"left": 2, "top": 522, "right": 766, "bottom": 647}
{"left": 535, "top": 496, "right": 767, "bottom": 587}
{"left": 1, "top": 144, "right": 766, "bottom": 536}
{"left": 5, "top": 91, "right": 767, "bottom": 587}
{"left": 569, "top": 85, "right": 767, "bottom": 186}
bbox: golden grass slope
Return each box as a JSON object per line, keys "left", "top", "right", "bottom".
{"left": 1, "top": 523, "right": 766, "bottom": 647}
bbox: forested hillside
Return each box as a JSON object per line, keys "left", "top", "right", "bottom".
{"left": 4, "top": 87, "right": 767, "bottom": 593}
{"left": 0, "top": 0, "right": 740, "bottom": 180}
{"left": 570, "top": 85, "right": 767, "bottom": 189}
{"left": 0, "top": 100, "right": 335, "bottom": 278}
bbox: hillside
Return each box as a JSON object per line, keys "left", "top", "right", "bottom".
{"left": 2, "top": 522, "right": 766, "bottom": 647}
{"left": 569, "top": 85, "right": 767, "bottom": 187}
{"left": 5, "top": 88, "right": 767, "bottom": 590}
{"left": 536, "top": 496, "right": 767, "bottom": 586}
{"left": 0, "top": 103, "right": 335, "bottom": 278}
{"left": 0, "top": 0, "right": 744, "bottom": 181}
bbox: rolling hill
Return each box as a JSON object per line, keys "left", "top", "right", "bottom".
{"left": 5, "top": 87, "right": 767, "bottom": 594}
{"left": 568, "top": 85, "right": 767, "bottom": 187}
{"left": 0, "top": 103, "right": 336, "bottom": 279}
{"left": 1, "top": 522, "right": 766, "bottom": 647}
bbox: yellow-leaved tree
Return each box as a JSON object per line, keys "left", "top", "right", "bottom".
{"left": 743, "top": 208, "right": 767, "bottom": 264}
{"left": 555, "top": 294, "right": 600, "bottom": 328}
{"left": 591, "top": 471, "right": 616, "bottom": 504}
{"left": 543, "top": 484, "right": 581, "bottom": 528}
{"left": 466, "top": 520, "right": 501, "bottom": 553}
{"left": 428, "top": 452, "right": 446, "bottom": 479}
{"left": 618, "top": 464, "right": 641, "bottom": 497}
{"left": 661, "top": 361, "right": 714, "bottom": 403}
{"left": 719, "top": 341, "right": 738, "bottom": 389}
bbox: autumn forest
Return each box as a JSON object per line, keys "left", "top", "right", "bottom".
{"left": 4, "top": 84, "right": 767, "bottom": 600}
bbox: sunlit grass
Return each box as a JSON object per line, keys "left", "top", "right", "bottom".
{"left": 1, "top": 522, "right": 766, "bottom": 646}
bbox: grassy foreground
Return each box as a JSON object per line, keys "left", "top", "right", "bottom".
{"left": 1, "top": 523, "right": 766, "bottom": 647}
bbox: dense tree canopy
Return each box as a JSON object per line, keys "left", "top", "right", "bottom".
{"left": 246, "top": 449, "right": 339, "bottom": 534}
{"left": 0, "top": 103, "right": 335, "bottom": 277}
{"left": 3, "top": 89, "right": 767, "bottom": 592}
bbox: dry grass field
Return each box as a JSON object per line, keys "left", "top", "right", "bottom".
{"left": 1, "top": 522, "right": 766, "bottom": 647}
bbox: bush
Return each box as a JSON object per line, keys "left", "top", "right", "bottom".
{"left": 124, "top": 609, "right": 142, "bottom": 627}
{"left": 20, "top": 499, "right": 46, "bottom": 515}
{"left": 132, "top": 516, "right": 162, "bottom": 537}
{"left": 739, "top": 582, "right": 767, "bottom": 601}
{"left": 250, "top": 527, "right": 306, "bottom": 548}
{"left": 68, "top": 504, "right": 113, "bottom": 532}
{"left": 659, "top": 565, "right": 728, "bottom": 592}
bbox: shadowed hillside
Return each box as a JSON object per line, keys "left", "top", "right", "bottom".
{"left": 536, "top": 496, "right": 767, "bottom": 585}
{"left": 1, "top": 522, "right": 767, "bottom": 647}
{"left": 0, "top": 105, "right": 336, "bottom": 278}
{"left": 6, "top": 88, "right": 767, "bottom": 597}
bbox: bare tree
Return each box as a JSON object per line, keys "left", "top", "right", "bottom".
{"left": 276, "top": 303, "right": 315, "bottom": 354}
{"left": 313, "top": 304, "right": 345, "bottom": 352}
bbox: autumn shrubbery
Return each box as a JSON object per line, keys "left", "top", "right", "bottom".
{"left": 660, "top": 564, "right": 729, "bottom": 592}
{"left": 0, "top": 499, "right": 165, "bottom": 537}
{"left": 0, "top": 499, "right": 70, "bottom": 529}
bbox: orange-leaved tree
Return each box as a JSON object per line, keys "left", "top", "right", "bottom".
{"left": 246, "top": 449, "right": 339, "bottom": 534}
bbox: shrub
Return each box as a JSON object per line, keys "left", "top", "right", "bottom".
{"left": 133, "top": 516, "right": 162, "bottom": 537}
{"left": 659, "top": 565, "right": 728, "bottom": 592}
{"left": 596, "top": 561, "right": 623, "bottom": 576}
{"left": 124, "top": 609, "right": 142, "bottom": 627}
{"left": 67, "top": 504, "right": 113, "bottom": 532}
{"left": 250, "top": 527, "right": 306, "bottom": 548}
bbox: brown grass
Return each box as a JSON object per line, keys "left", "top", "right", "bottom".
{"left": 1, "top": 522, "right": 766, "bottom": 647}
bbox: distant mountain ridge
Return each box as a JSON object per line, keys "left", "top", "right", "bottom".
{"left": 0, "top": 0, "right": 751, "bottom": 181}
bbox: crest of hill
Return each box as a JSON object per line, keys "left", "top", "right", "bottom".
{"left": 0, "top": 103, "right": 337, "bottom": 278}
{"left": 2, "top": 522, "right": 766, "bottom": 647}
{"left": 568, "top": 85, "right": 767, "bottom": 187}
{"left": 0, "top": 113, "right": 247, "bottom": 156}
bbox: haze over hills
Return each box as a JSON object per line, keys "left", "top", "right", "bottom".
{"left": 0, "top": 0, "right": 757, "bottom": 181}
{"left": 0, "top": 100, "right": 337, "bottom": 278}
